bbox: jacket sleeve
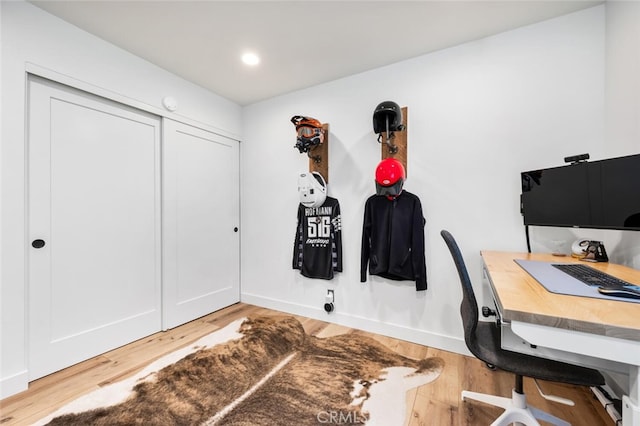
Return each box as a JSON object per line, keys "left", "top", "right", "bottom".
{"left": 411, "top": 196, "right": 428, "bottom": 290}
{"left": 360, "top": 197, "right": 372, "bottom": 282}
{"left": 292, "top": 204, "right": 303, "bottom": 270}
{"left": 333, "top": 200, "right": 343, "bottom": 272}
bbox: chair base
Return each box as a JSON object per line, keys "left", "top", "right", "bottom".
{"left": 462, "top": 389, "right": 570, "bottom": 426}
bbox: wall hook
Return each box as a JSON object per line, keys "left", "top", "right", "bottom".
{"left": 308, "top": 149, "right": 322, "bottom": 164}
{"left": 378, "top": 132, "right": 399, "bottom": 154}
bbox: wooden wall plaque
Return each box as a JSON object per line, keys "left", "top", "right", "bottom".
{"left": 380, "top": 107, "right": 408, "bottom": 176}
{"left": 309, "top": 123, "right": 329, "bottom": 182}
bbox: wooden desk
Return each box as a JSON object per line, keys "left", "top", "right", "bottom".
{"left": 481, "top": 251, "right": 640, "bottom": 426}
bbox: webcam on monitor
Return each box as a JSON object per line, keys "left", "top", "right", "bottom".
{"left": 564, "top": 153, "right": 589, "bottom": 164}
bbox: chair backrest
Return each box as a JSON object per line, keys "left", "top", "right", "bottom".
{"left": 440, "top": 230, "right": 479, "bottom": 353}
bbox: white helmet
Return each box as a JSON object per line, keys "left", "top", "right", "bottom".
{"left": 297, "top": 172, "right": 327, "bottom": 208}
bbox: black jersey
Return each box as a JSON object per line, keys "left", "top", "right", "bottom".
{"left": 361, "top": 191, "right": 427, "bottom": 290}
{"left": 293, "top": 197, "right": 342, "bottom": 280}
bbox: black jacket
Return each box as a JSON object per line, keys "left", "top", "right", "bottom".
{"left": 360, "top": 191, "right": 427, "bottom": 290}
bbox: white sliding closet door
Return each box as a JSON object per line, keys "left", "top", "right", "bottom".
{"left": 162, "top": 119, "right": 240, "bottom": 329}
{"left": 28, "top": 76, "right": 162, "bottom": 380}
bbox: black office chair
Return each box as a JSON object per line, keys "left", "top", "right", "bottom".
{"left": 440, "top": 230, "right": 605, "bottom": 426}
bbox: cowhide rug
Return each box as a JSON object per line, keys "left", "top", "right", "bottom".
{"left": 35, "top": 315, "right": 444, "bottom": 425}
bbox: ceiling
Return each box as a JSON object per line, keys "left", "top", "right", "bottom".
{"left": 29, "top": 1, "right": 602, "bottom": 106}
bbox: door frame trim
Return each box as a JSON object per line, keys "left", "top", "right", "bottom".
{"left": 25, "top": 63, "right": 241, "bottom": 143}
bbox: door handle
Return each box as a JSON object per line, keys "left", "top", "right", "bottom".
{"left": 32, "top": 239, "right": 46, "bottom": 249}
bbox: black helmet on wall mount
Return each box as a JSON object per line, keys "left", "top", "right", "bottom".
{"left": 373, "top": 101, "right": 405, "bottom": 141}
{"left": 291, "top": 115, "right": 324, "bottom": 154}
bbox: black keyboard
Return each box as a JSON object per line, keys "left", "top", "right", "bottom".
{"left": 552, "top": 263, "right": 632, "bottom": 288}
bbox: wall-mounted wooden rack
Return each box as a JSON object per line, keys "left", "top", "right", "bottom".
{"left": 308, "top": 123, "right": 329, "bottom": 182}
{"left": 380, "top": 107, "right": 408, "bottom": 176}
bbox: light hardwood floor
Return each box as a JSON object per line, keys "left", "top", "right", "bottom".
{"left": 0, "top": 303, "right": 612, "bottom": 425}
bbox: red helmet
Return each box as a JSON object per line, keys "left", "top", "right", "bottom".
{"left": 375, "top": 158, "right": 405, "bottom": 199}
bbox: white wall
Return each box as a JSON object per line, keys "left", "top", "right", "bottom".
{"left": 0, "top": 0, "right": 241, "bottom": 398}
{"left": 528, "top": 1, "right": 640, "bottom": 282}
{"left": 241, "top": 6, "right": 607, "bottom": 353}
{"left": 606, "top": 1, "right": 640, "bottom": 158}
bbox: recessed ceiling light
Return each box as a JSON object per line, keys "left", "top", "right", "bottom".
{"left": 241, "top": 52, "right": 260, "bottom": 66}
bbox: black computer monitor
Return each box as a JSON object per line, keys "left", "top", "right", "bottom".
{"left": 520, "top": 154, "right": 640, "bottom": 231}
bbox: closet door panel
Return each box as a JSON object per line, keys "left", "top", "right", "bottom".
{"left": 28, "top": 76, "right": 162, "bottom": 380}
{"left": 163, "top": 119, "right": 240, "bottom": 329}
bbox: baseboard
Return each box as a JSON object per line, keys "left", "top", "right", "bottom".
{"left": 241, "top": 293, "right": 470, "bottom": 356}
{"left": 0, "top": 369, "right": 29, "bottom": 400}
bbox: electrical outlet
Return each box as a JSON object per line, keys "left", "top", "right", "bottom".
{"left": 324, "top": 289, "right": 335, "bottom": 313}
